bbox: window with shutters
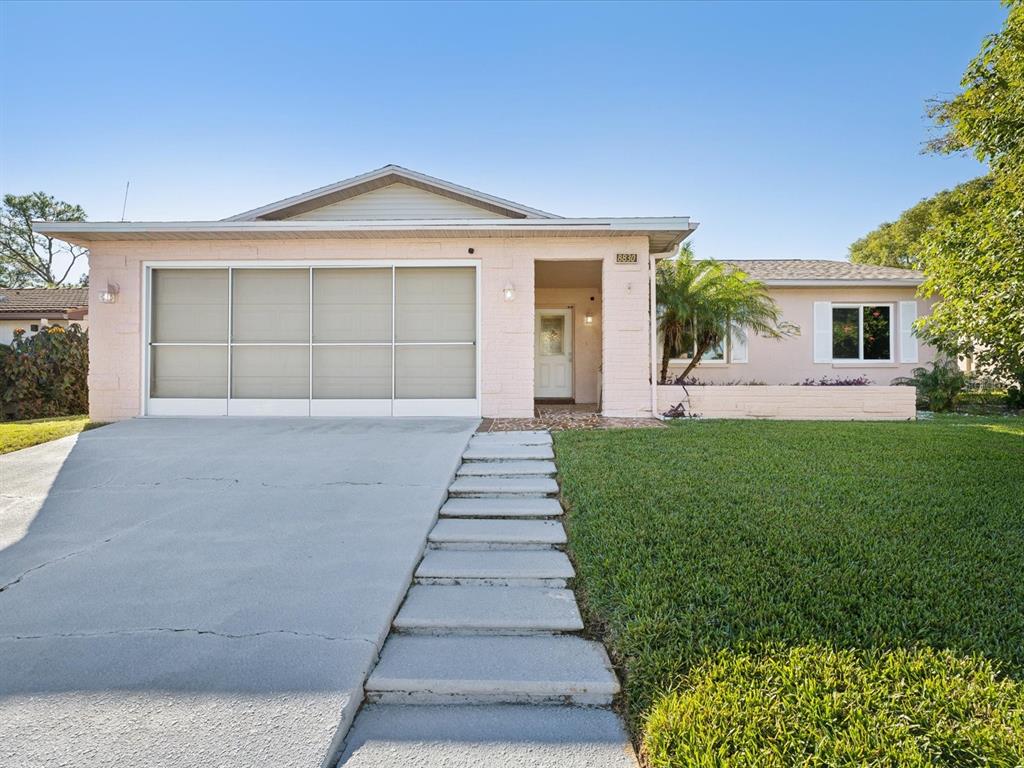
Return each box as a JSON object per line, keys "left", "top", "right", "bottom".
{"left": 831, "top": 304, "right": 892, "bottom": 362}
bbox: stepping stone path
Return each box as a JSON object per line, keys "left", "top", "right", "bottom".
{"left": 341, "top": 430, "right": 635, "bottom": 767}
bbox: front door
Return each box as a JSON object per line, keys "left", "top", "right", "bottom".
{"left": 535, "top": 308, "right": 573, "bottom": 399}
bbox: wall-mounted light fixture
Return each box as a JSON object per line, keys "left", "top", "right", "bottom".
{"left": 584, "top": 310, "right": 594, "bottom": 325}
{"left": 99, "top": 283, "right": 120, "bottom": 304}
{"left": 502, "top": 282, "right": 516, "bottom": 302}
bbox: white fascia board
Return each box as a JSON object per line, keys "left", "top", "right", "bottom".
{"left": 35, "top": 216, "right": 693, "bottom": 237}
{"left": 761, "top": 278, "right": 924, "bottom": 287}
{"left": 223, "top": 165, "right": 561, "bottom": 221}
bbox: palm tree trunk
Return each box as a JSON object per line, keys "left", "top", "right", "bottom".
{"left": 660, "top": 343, "right": 672, "bottom": 385}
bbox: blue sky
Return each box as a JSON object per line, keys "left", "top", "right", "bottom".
{"left": 0, "top": 0, "right": 1006, "bottom": 280}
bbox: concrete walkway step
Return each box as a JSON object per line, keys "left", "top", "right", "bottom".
{"left": 429, "top": 519, "right": 566, "bottom": 547}
{"left": 463, "top": 444, "right": 554, "bottom": 461}
{"left": 338, "top": 704, "right": 638, "bottom": 768}
{"left": 441, "top": 497, "right": 563, "bottom": 518}
{"left": 393, "top": 585, "right": 583, "bottom": 634}
{"left": 456, "top": 460, "right": 556, "bottom": 477}
{"left": 365, "top": 635, "right": 619, "bottom": 704}
{"left": 416, "top": 549, "right": 574, "bottom": 587}
{"left": 470, "top": 431, "right": 552, "bottom": 446}
{"left": 448, "top": 476, "right": 559, "bottom": 498}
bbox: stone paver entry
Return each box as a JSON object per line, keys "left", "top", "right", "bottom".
{"left": 339, "top": 430, "right": 639, "bottom": 767}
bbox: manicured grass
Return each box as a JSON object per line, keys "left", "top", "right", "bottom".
{"left": 555, "top": 416, "right": 1024, "bottom": 766}
{"left": 0, "top": 415, "right": 98, "bottom": 454}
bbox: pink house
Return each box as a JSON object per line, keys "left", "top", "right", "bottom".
{"left": 38, "top": 166, "right": 929, "bottom": 422}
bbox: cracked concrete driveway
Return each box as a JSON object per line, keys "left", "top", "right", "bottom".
{"left": 0, "top": 417, "right": 476, "bottom": 768}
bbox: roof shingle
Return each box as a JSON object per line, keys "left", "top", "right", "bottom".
{"left": 719, "top": 259, "right": 923, "bottom": 283}
{"left": 0, "top": 287, "right": 89, "bottom": 316}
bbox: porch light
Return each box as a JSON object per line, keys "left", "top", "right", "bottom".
{"left": 502, "top": 282, "right": 516, "bottom": 302}
{"left": 99, "top": 283, "right": 120, "bottom": 304}
{"left": 584, "top": 311, "right": 594, "bottom": 325}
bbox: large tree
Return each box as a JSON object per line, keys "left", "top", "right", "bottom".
{"left": 918, "top": 1, "right": 1023, "bottom": 390}
{"left": 657, "top": 246, "right": 796, "bottom": 383}
{"left": 848, "top": 177, "right": 991, "bottom": 269}
{"left": 0, "top": 192, "right": 88, "bottom": 287}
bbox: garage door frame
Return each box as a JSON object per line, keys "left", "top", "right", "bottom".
{"left": 141, "top": 259, "right": 482, "bottom": 418}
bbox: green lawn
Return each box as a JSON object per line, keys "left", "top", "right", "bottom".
{"left": 0, "top": 415, "right": 98, "bottom": 454}
{"left": 555, "top": 416, "right": 1024, "bottom": 766}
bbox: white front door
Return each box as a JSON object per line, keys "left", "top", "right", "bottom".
{"left": 535, "top": 308, "right": 573, "bottom": 399}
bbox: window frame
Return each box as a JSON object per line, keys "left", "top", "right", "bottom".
{"left": 667, "top": 323, "right": 729, "bottom": 366}
{"left": 830, "top": 302, "right": 894, "bottom": 364}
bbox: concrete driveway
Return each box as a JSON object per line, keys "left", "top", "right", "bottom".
{"left": 0, "top": 417, "right": 477, "bottom": 768}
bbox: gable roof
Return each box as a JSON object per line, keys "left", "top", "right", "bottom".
{"left": 720, "top": 259, "right": 924, "bottom": 286}
{"left": 0, "top": 287, "right": 89, "bottom": 319}
{"left": 224, "top": 165, "right": 561, "bottom": 221}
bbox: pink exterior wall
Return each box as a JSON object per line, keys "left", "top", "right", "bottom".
{"left": 535, "top": 288, "right": 602, "bottom": 404}
{"left": 666, "top": 286, "right": 938, "bottom": 386}
{"left": 85, "top": 235, "right": 652, "bottom": 421}
{"left": 657, "top": 384, "right": 916, "bottom": 421}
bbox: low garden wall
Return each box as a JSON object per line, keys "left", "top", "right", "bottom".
{"left": 656, "top": 385, "right": 916, "bottom": 421}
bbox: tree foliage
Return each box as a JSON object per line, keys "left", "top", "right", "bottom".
{"left": 0, "top": 325, "right": 89, "bottom": 420}
{"left": 0, "top": 192, "right": 88, "bottom": 287}
{"left": 918, "top": 1, "right": 1024, "bottom": 391}
{"left": 848, "top": 177, "right": 991, "bottom": 269}
{"left": 657, "top": 246, "right": 796, "bottom": 383}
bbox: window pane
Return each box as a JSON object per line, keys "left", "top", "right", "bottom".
{"left": 232, "top": 269, "right": 310, "bottom": 343}
{"left": 863, "top": 305, "right": 891, "bottom": 360}
{"left": 540, "top": 316, "right": 564, "bottom": 355}
{"left": 395, "top": 345, "right": 475, "bottom": 398}
{"left": 151, "top": 269, "right": 228, "bottom": 343}
{"left": 313, "top": 268, "right": 392, "bottom": 343}
{"left": 151, "top": 346, "right": 227, "bottom": 398}
{"left": 832, "top": 307, "right": 860, "bottom": 360}
{"left": 395, "top": 267, "right": 475, "bottom": 343}
{"left": 313, "top": 346, "right": 392, "bottom": 399}
{"left": 231, "top": 346, "right": 309, "bottom": 399}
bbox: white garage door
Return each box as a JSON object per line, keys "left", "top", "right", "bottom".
{"left": 145, "top": 263, "right": 479, "bottom": 417}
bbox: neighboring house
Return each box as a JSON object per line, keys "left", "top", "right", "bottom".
{"left": 0, "top": 287, "right": 89, "bottom": 345}
{"left": 37, "top": 165, "right": 695, "bottom": 421}
{"left": 664, "top": 260, "right": 936, "bottom": 384}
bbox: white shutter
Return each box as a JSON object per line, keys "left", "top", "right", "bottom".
{"left": 899, "top": 301, "right": 918, "bottom": 363}
{"left": 813, "top": 302, "right": 832, "bottom": 363}
{"left": 730, "top": 328, "right": 748, "bottom": 363}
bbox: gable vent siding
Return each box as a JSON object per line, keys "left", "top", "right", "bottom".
{"left": 287, "top": 184, "right": 508, "bottom": 221}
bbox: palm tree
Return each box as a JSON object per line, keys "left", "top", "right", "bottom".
{"left": 657, "top": 248, "right": 796, "bottom": 383}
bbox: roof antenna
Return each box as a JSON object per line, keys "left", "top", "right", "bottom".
{"left": 120, "top": 181, "right": 131, "bottom": 222}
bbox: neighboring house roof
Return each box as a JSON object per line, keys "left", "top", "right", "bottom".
{"left": 720, "top": 259, "right": 924, "bottom": 286}
{"left": 33, "top": 166, "right": 698, "bottom": 254}
{"left": 224, "top": 164, "right": 562, "bottom": 221}
{"left": 0, "top": 287, "right": 89, "bottom": 320}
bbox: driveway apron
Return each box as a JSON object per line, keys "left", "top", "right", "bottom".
{"left": 0, "top": 417, "right": 476, "bottom": 768}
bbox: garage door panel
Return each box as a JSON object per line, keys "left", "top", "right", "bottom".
{"left": 231, "top": 346, "right": 310, "bottom": 399}
{"left": 395, "top": 267, "right": 475, "bottom": 343}
{"left": 232, "top": 269, "right": 310, "bottom": 343}
{"left": 313, "top": 346, "right": 392, "bottom": 399}
{"left": 313, "top": 268, "right": 392, "bottom": 343}
{"left": 395, "top": 345, "right": 475, "bottom": 399}
{"left": 151, "top": 269, "right": 228, "bottom": 343}
{"left": 151, "top": 346, "right": 228, "bottom": 398}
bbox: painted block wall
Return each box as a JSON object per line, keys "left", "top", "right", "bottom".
{"left": 84, "top": 236, "right": 652, "bottom": 421}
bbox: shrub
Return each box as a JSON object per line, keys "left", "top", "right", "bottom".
{"left": 1, "top": 325, "right": 89, "bottom": 420}
{"left": 798, "top": 375, "right": 873, "bottom": 386}
{"left": 892, "top": 358, "right": 968, "bottom": 411}
{"left": 644, "top": 645, "right": 1024, "bottom": 768}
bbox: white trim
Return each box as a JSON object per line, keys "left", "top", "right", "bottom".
{"left": 649, "top": 252, "right": 658, "bottom": 413}
{"left": 228, "top": 399, "right": 310, "bottom": 417}
{"left": 393, "top": 399, "right": 479, "bottom": 417}
{"left": 148, "top": 398, "right": 227, "bottom": 417}
{"left": 310, "top": 399, "right": 393, "bottom": 417}
{"left": 223, "top": 165, "right": 561, "bottom": 221}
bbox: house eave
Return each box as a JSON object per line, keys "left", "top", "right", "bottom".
{"left": 34, "top": 217, "right": 696, "bottom": 252}
{"left": 759, "top": 279, "right": 924, "bottom": 288}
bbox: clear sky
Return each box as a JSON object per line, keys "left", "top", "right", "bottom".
{"left": 0, "top": 0, "right": 1006, "bottom": 281}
